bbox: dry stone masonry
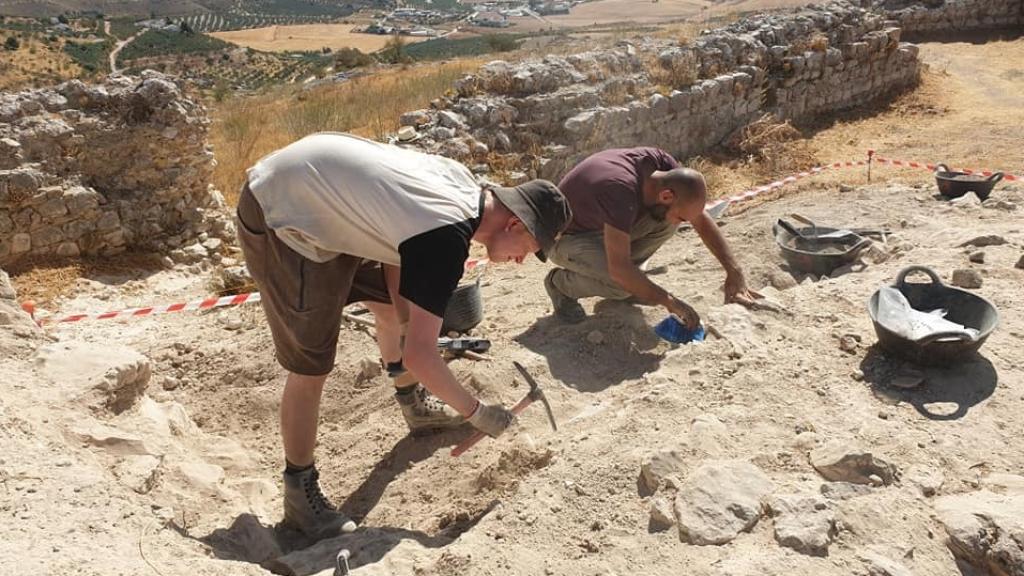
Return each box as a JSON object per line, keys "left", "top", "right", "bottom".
{"left": 395, "top": 1, "right": 924, "bottom": 183}
{"left": 875, "top": 0, "right": 1023, "bottom": 34}
{"left": 0, "top": 72, "right": 234, "bottom": 266}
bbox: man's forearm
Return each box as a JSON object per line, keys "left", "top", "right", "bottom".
{"left": 404, "top": 344, "right": 477, "bottom": 416}
{"left": 613, "top": 264, "right": 670, "bottom": 306}
{"left": 692, "top": 211, "right": 741, "bottom": 276}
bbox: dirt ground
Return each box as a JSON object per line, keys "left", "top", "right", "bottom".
{"left": 2, "top": 34, "right": 1024, "bottom": 576}
{"left": 209, "top": 24, "right": 430, "bottom": 53}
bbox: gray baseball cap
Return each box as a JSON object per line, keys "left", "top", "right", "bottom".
{"left": 491, "top": 179, "right": 572, "bottom": 262}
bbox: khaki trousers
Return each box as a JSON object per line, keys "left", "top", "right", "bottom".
{"left": 547, "top": 214, "right": 675, "bottom": 301}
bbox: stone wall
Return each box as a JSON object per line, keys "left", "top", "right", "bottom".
{"left": 875, "top": 0, "right": 1023, "bottom": 34}
{"left": 0, "top": 73, "right": 233, "bottom": 266}
{"left": 393, "top": 1, "right": 922, "bottom": 183}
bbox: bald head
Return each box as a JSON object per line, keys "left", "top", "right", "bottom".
{"left": 658, "top": 167, "right": 707, "bottom": 206}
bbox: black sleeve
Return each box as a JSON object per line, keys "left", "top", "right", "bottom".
{"left": 398, "top": 222, "right": 472, "bottom": 318}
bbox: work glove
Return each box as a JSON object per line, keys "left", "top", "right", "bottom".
{"left": 468, "top": 402, "right": 516, "bottom": 438}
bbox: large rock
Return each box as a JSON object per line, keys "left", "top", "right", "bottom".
{"left": 768, "top": 493, "right": 836, "bottom": 556}
{"left": 935, "top": 491, "right": 1024, "bottom": 576}
{"left": 674, "top": 460, "right": 774, "bottom": 545}
{"left": 810, "top": 442, "right": 898, "bottom": 486}
{"left": 35, "top": 342, "right": 151, "bottom": 413}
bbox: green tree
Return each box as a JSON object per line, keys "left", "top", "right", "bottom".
{"left": 57, "top": 14, "right": 69, "bottom": 24}
{"left": 4, "top": 36, "right": 19, "bottom": 51}
{"left": 379, "top": 33, "right": 411, "bottom": 64}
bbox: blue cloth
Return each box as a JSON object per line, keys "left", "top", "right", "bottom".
{"left": 654, "top": 316, "right": 705, "bottom": 344}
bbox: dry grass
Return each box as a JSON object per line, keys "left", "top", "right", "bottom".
{"left": 209, "top": 59, "right": 485, "bottom": 205}
{"left": 729, "top": 114, "right": 819, "bottom": 176}
{"left": 6, "top": 253, "right": 165, "bottom": 309}
{"left": 0, "top": 35, "right": 83, "bottom": 91}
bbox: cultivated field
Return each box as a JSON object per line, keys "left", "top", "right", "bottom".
{"left": 210, "top": 23, "right": 432, "bottom": 53}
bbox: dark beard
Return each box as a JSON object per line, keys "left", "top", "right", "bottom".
{"left": 646, "top": 203, "right": 669, "bottom": 221}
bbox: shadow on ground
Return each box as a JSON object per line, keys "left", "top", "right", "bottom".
{"left": 196, "top": 429, "right": 482, "bottom": 576}
{"left": 859, "top": 345, "right": 998, "bottom": 420}
{"left": 515, "top": 299, "right": 665, "bottom": 393}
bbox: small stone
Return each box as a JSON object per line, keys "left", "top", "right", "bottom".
{"left": 202, "top": 237, "right": 223, "bottom": 253}
{"left": 810, "top": 441, "right": 898, "bottom": 486}
{"left": 951, "top": 268, "right": 983, "bottom": 289}
{"left": 649, "top": 496, "right": 676, "bottom": 532}
{"left": 1016, "top": 254, "right": 1024, "bottom": 270}
{"left": 838, "top": 334, "right": 860, "bottom": 354}
{"left": 959, "top": 234, "right": 1006, "bottom": 248}
{"left": 587, "top": 330, "right": 605, "bottom": 345}
{"left": 357, "top": 357, "right": 381, "bottom": 381}
{"left": 220, "top": 317, "right": 242, "bottom": 331}
{"left": 968, "top": 251, "right": 985, "bottom": 264}
{"left": 639, "top": 449, "right": 685, "bottom": 495}
{"left": 768, "top": 270, "right": 798, "bottom": 290}
{"left": 877, "top": 410, "right": 889, "bottom": 420}
{"left": 161, "top": 377, "right": 180, "bottom": 391}
{"left": 859, "top": 550, "right": 914, "bottom": 576}
{"left": 768, "top": 493, "right": 836, "bottom": 556}
{"left": 851, "top": 369, "right": 864, "bottom": 381}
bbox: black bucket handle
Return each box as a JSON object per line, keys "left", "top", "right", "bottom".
{"left": 916, "top": 330, "right": 976, "bottom": 345}
{"left": 987, "top": 172, "right": 1004, "bottom": 184}
{"left": 896, "top": 265, "right": 943, "bottom": 289}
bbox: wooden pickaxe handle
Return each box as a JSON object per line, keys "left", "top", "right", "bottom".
{"left": 450, "top": 390, "right": 537, "bottom": 457}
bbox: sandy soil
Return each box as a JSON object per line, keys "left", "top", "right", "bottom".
{"left": 209, "top": 24, "right": 431, "bottom": 53}
{"left": 2, "top": 35, "right": 1024, "bottom": 576}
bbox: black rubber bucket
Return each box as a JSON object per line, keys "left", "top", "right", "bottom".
{"left": 441, "top": 278, "right": 483, "bottom": 335}
{"left": 866, "top": 266, "right": 999, "bottom": 366}
{"left": 772, "top": 222, "right": 871, "bottom": 277}
{"left": 935, "top": 164, "right": 1003, "bottom": 200}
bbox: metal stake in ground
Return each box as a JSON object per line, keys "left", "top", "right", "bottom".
{"left": 450, "top": 361, "right": 557, "bottom": 457}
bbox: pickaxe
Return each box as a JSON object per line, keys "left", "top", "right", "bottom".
{"left": 450, "top": 361, "right": 557, "bottom": 457}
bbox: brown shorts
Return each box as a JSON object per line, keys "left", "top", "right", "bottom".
{"left": 236, "top": 183, "right": 390, "bottom": 376}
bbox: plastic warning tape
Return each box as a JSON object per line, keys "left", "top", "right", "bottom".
{"left": 869, "top": 152, "right": 1020, "bottom": 182}
{"left": 705, "top": 159, "right": 868, "bottom": 213}
{"left": 39, "top": 257, "right": 491, "bottom": 325}
{"left": 46, "top": 292, "right": 262, "bottom": 324}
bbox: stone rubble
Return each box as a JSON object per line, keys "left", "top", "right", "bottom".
{"left": 0, "top": 73, "right": 234, "bottom": 266}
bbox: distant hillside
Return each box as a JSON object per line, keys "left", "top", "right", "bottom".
{"left": 0, "top": 0, "right": 364, "bottom": 18}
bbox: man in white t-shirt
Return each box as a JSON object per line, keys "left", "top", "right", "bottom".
{"left": 237, "top": 132, "right": 572, "bottom": 538}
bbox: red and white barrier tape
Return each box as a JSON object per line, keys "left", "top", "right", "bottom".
{"left": 35, "top": 258, "right": 490, "bottom": 325}
{"left": 868, "top": 151, "right": 1020, "bottom": 181}
{"left": 705, "top": 159, "right": 868, "bottom": 213}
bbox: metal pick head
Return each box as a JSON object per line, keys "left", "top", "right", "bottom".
{"left": 512, "top": 361, "right": 557, "bottom": 432}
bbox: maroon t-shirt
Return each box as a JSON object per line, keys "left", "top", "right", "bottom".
{"left": 558, "top": 147, "right": 680, "bottom": 234}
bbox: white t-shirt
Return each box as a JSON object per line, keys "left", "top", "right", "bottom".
{"left": 247, "top": 132, "right": 482, "bottom": 266}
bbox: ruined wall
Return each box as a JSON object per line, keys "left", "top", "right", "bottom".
{"left": 876, "top": 0, "right": 1023, "bottom": 34}
{"left": 395, "top": 1, "right": 923, "bottom": 182}
{"left": 0, "top": 73, "right": 233, "bottom": 266}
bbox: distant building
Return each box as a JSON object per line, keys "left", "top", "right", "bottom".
{"left": 538, "top": 1, "right": 570, "bottom": 13}
{"left": 473, "top": 10, "right": 510, "bottom": 27}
